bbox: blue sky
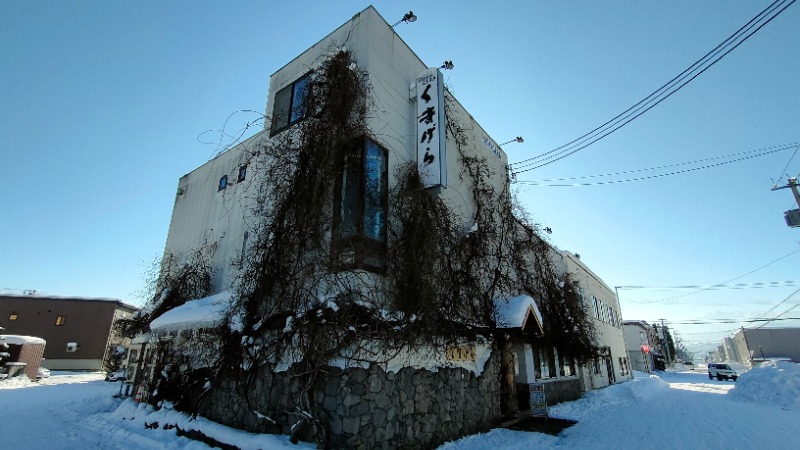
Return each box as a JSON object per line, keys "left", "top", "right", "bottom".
{"left": 2, "top": 1, "right": 798, "bottom": 354}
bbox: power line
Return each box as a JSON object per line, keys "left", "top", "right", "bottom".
{"left": 510, "top": 0, "right": 796, "bottom": 173}
{"left": 619, "top": 249, "right": 800, "bottom": 305}
{"left": 749, "top": 287, "right": 800, "bottom": 327}
{"left": 618, "top": 280, "right": 800, "bottom": 292}
{"left": 515, "top": 143, "right": 796, "bottom": 186}
{"left": 772, "top": 142, "right": 800, "bottom": 187}
{"left": 515, "top": 144, "right": 795, "bottom": 186}
{"left": 653, "top": 316, "right": 800, "bottom": 325}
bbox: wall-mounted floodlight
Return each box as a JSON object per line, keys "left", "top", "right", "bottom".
{"left": 500, "top": 137, "right": 524, "bottom": 146}
{"left": 392, "top": 11, "right": 417, "bottom": 27}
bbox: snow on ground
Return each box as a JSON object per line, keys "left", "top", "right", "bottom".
{"left": 2, "top": 365, "right": 799, "bottom": 449}
{"left": 440, "top": 367, "right": 800, "bottom": 449}
{"left": 729, "top": 360, "right": 800, "bottom": 409}
{"left": 0, "top": 372, "right": 311, "bottom": 449}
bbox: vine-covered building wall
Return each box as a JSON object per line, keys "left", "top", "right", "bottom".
{"left": 127, "top": 6, "right": 612, "bottom": 449}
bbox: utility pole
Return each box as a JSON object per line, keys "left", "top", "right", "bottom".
{"left": 772, "top": 177, "right": 800, "bottom": 227}
{"left": 659, "top": 319, "right": 672, "bottom": 366}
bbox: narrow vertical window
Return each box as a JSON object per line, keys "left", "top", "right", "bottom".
{"left": 332, "top": 136, "right": 389, "bottom": 272}
{"left": 240, "top": 231, "right": 249, "bottom": 265}
{"left": 363, "top": 139, "right": 387, "bottom": 242}
{"left": 218, "top": 175, "right": 228, "bottom": 191}
{"left": 55, "top": 316, "right": 66, "bottom": 326}
{"left": 238, "top": 165, "right": 247, "bottom": 182}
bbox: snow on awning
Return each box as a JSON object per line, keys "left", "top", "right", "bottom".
{"left": 494, "top": 295, "right": 544, "bottom": 333}
{"left": 1, "top": 335, "right": 46, "bottom": 345}
{"left": 149, "top": 291, "right": 233, "bottom": 332}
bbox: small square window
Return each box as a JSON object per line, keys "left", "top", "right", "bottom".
{"left": 9, "top": 313, "right": 17, "bottom": 321}
{"left": 238, "top": 165, "right": 247, "bottom": 182}
{"left": 218, "top": 175, "right": 228, "bottom": 191}
{"left": 55, "top": 316, "right": 66, "bottom": 326}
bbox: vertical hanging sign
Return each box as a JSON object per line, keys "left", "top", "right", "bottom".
{"left": 416, "top": 68, "right": 447, "bottom": 188}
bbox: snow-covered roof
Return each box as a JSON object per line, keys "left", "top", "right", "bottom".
{"left": 149, "top": 291, "right": 233, "bottom": 332}
{"left": 495, "top": 295, "right": 544, "bottom": 333}
{"left": 1, "top": 335, "right": 46, "bottom": 345}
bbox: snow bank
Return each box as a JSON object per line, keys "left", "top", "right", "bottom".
{"left": 438, "top": 428, "right": 558, "bottom": 449}
{"left": 112, "top": 400, "right": 314, "bottom": 449}
{"left": 729, "top": 361, "right": 800, "bottom": 410}
{"left": 549, "top": 371, "right": 669, "bottom": 422}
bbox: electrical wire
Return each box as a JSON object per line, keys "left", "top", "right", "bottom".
{"left": 617, "top": 249, "right": 800, "bottom": 305}
{"left": 515, "top": 143, "right": 794, "bottom": 186}
{"left": 510, "top": 0, "right": 796, "bottom": 173}
{"left": 618, "top": 280, "right": 800, "bottom": 292}
{"left": 747, "top": 287, "right": 800, "bottom": 326}
{"left": 772, "top": 142, "right": 800, "bottom": 187}
{"left": 649, "top": 316, "right": 800, "bottom": 325}
{"left": 516, "top": 143, "right": 796, "bottom": 185}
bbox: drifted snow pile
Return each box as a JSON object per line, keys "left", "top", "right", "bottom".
{"left": 548, "top": 371, "right": 669, "bottom": 422}
{"left": 112, "top": 400, "right": 315, "bottom": 449}
{"left": 729, "top": 361, "right": 800, "bottom": 409}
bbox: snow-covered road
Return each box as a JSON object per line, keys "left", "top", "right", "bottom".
{"left": 1, "top": 365, "right": 797, "bottom": 449}
{"left": 442, "top": 367, "right": 800, "bottom": 449}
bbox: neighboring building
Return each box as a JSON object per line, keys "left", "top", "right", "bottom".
{"left": 0, "top": 294, "right": 139, "bottom": 371}
{"left": 623, "top": 321, "right": 656, "bottom": 373}
{"left": 557, "top": 251, "right": 632, "bottom": 389}
{"left": 133, "top": 7, "right": 619, "bottom": 448}
{"left": 722, "top": 336, "right": 741, "bottom": 363}
{"left": 730, "top": 327, "right": 800, "bottom": 368}
{"left": 0, "top": 335, "right": 46, "bottom": 380}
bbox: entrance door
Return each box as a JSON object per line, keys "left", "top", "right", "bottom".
{"left": 605, "top": 353, "right": 616, "bottom": 383}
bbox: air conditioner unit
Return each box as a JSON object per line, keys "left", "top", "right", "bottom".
{"left": 785, "top": 209, "right": 800, "bottom": 228}
{"left": 66, "top": 342, "right": 78, "bottom": 352}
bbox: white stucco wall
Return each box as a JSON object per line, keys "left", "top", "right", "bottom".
{"left": 558, "top": 251, "right": 631, "bottom": 385}
{"left": 162, "top": 6, "right": 510, "bottom": 298}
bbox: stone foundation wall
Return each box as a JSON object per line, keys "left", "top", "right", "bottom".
{"left": 199, "top": 354, "right": 502, "bottom": 449}
{"left": 542, "top": 378, "right": 582, "bottom": 405}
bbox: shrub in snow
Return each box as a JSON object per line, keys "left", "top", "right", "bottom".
{"left": 729, "top": 361, "right": 800, "bottom": 410}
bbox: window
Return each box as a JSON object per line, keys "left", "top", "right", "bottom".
{"left": 55, "top": 316, "right": 66, "bottom": 326}
{"left": 560, "top": 350, "right": 574, "bottom": 377}
{"left": 129, "top": 349, "right": 139, "bottom": 364}
{"left": 238, "top": 165, "right": 247, "bottom": 182}
{"left": 270, "top": 73, "right": 310, "bottom": 135}
{"left": 240, "top": 231, "right": 249, "bottom": 265}
{"left": 592, "top": 296, "right": 600, "bottom": 320}
{"left": 9, "top": 312, "right": 17, "bottom": 321}
{"left": 218, "top": 175, "right": 228, "bottom": 191}
{"left": 539, "top": 347, "right": 551, "bottom": 379}
{"left": 332, "top": 137, "right": 388, "bottom": 272}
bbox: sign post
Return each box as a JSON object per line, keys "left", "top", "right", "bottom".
{"left": 529, "top": 382, "right": 547, "bottom": 417}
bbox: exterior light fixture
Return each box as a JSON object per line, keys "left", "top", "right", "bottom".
{"left": 440, "top": 60, "right": 454, "bottom": 70}
{"left": 500, "top": 137, "right": 524, "bottom": 146}
{"left": 392, "top": 11, "right": 417, "bottom": 27}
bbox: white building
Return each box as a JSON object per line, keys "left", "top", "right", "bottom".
{"left": 137, "top": 7, "right": 621, "bottom": 448}
{"left": 623, "top": 320, "right": 656, "bottom": 373}
{"left": 557, "top": 251, "right": 632, "bottom": 388}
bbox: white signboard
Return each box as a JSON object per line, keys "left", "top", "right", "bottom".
{"left": 529, "top": 382, "right": 547, "bottom": 417}
{"left": 416, "top": 68, "right": 447, "bottom": 188}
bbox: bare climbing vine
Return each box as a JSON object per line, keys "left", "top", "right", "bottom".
{"left": 132, "top": 47, "right": 599, "bottom": 445}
